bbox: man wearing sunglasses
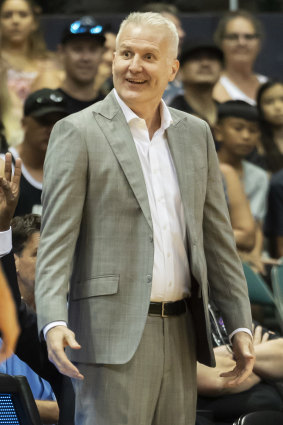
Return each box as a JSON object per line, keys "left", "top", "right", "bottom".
{"left": 1, "top": 88, "right": 68, "bottom": 217}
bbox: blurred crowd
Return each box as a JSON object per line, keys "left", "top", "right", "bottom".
{"left": 1, "top": 1, "right": 283, "bottom": 424}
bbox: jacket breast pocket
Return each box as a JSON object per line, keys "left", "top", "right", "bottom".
{"left": 71, "top": 275, "right": 119, "bottom": 301}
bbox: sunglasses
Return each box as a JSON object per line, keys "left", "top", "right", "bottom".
{"left": 70, "top": 20, "right": 104, "bottom": 36}
{"left": 35, "top": 93, "right": 65, "bottom": 105}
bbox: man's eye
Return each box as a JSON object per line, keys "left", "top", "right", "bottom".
{"left": 145, "top": 54, "right": 152, "bottom": 60}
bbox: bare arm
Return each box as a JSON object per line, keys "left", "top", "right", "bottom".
{"left": 220, "top": 163, "right": 255, "bottom": 251}
{"left": 35, "top": 400, "right": 59, "bottom": 424}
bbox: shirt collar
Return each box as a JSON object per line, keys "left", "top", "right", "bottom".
{"left": 113, "top": 88, "right": 173, "bottom": 132}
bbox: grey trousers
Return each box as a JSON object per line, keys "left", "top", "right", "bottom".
{"left": 72, "top": 309, "right": 197, "bottom": 425}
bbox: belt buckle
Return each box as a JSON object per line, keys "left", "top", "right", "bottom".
{"left": 162, "top": 302, "right": 168, "bottom": 318}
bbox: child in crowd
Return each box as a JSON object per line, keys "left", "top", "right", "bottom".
{"left": 215, "top": 100, "right": 269, "bottom": 273}
{"left": 249, "top": 80, "right": 283, "bottom": 173}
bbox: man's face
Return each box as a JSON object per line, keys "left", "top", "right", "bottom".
{"left": 216, "top": 117, "right": 260, "bottom": 158}
{"left": 61, "top": 38, "right": 103, "bottom": 85}
{"left": 113, "top": 23, "right": 179, "bottom": 113}
{"left": 180, "top": 51, "right": 222, "bottom": 87}
{"left": 23, "top": 113, "right": 64, "bottom": 153}
{"left": 15, "top": 231, "right": 39, "bottom": 310}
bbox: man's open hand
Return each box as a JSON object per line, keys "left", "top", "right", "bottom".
{"left": 46, "top": 326, "right": 84, "bottom": 380}
{"left": 220, "top": 331, "right": 255, "bottom": 387}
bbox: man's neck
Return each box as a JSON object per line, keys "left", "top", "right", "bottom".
{"left": 60, "top": 77, "right": 98, "bottom": 101}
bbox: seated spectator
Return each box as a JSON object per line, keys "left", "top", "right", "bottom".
{"left": 247, "top": 80, "right": 283, "bottom": 173}
{"left": 197, "top": 303, "right": 283, "bottom": 425}
{"left": 264, "top": 169, "right": 283, "bottom": 258}
{"left": 1, "top": 88, "right": 68, "bottom": 216}
{"left": 33, "top": 16, "right": 106, "bottom": 115}
{"left": 0, "top": 153, "right": 75, "bottom": 424}
{"left": 215, "top": 100, "right": 269, "bottom": 273}
{"left": 213, "top": 10, "right": 268, "bottom": 105}
{"left": 0, "top": 214, "right": 59, "bottom": 423}
{"left": 0, "top": 265, "right": 19, "bottom": 362}
{"left": 170, "top": 41, "right": 223, "bottom": 127}
{"left": 0, "top": 0, "right": 58, "bottom": 146}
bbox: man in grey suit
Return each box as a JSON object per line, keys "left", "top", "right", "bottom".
{"left": 35, "top": 12, "right": 255, "bottom": 425}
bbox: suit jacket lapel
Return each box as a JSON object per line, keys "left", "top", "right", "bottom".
{"left": 93, "top": 92, "right": 153, "bottom": 230}
{"left": 166, "top": 111, "right": 197, "bottom": 245}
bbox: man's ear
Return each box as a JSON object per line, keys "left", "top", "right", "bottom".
{"left": 14, "top": 254, "right": 20, "bottom": 275}
{"left": 168, "top": 59, "right": 180, "bottom": 82}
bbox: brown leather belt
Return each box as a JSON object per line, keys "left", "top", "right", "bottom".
{"left": 148, "top": 299, "right": 187, "bottom": 318}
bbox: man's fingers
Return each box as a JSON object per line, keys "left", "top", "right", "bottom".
{"left": 64, "top": 333, "right": 82, "bottom": 350}
{"left": 4, "top": 153, "right": 12, "bottom": 182}
{"left": 12, "top": 158, "right": 22, "bottom": 186}
{"left": 220, "top": 355, "right": 255, "bottom": 386}
{"left": 49, "top": 346, "right": 84, "bottom": 380}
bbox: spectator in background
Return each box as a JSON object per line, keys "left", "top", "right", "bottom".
{"left": 215, "top": 100, "right": 269, "bottom": 274}
{"left": 220, "top": 163, "right": 255, "bottom": 252}
{"left": 0, "top": 0, "right": 58, "bottom": 146}
{"left": 170, "top": 41, "right": 223, "bottom": 127}
{"left": 0, "top": 214, "right": 59, "bottom": 424}
{"left": 0, "top": 88, "right": 68, "bottom": 216}
{"left": 213, "top": 10, "right": 267, "bottom": 105}
{"left": 140, "top": 3, "right": 186, "bottom": 104}
{"left": 33, "top": 16, "right": 106, "bottom": 115}
{"left": 265, "top": 169, "right": 283, "bottom": 258}
{"left": 248, "top": 80, "right": 283, "bottom": 173}
{"left": 94, "top": 31, "right": 116, "bottom": 97}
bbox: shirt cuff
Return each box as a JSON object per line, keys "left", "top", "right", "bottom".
{"left": 43, "top": 321, "right": 67, "bottom": 340}
{"left": 0, "top": 227, "right": 12, "bottom": 257}
{"left": 229, "top": 327, "right": 253, "bottom": 343}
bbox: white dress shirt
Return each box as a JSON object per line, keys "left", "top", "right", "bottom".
{"left": 114, "top": 89, "right": 190, "bottom": 302}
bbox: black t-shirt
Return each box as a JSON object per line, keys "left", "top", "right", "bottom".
{"left": 57, "top": 88, "right": 104, "bottom": 115}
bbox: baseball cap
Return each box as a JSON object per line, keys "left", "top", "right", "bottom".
{"left": 61, "top": 16, "right": 106, "bottom": 45}
{"left": 179, "top": 40, "right": 224, "bottom": 66}
{"left": 24, "top": 89, "right": 68, "bottom": 118}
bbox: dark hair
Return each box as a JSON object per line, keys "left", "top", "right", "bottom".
{"left": 257, "top": 80, "right": 283, "bottom": 173}
{"left": 139, "top": 3, "right": 179, "bottom": 16}
{"left": 11, "top": 214, "right": 41, "bottom": 255}
{"left": 0, "top": 0, "right": 50, "bottom": 59}
{"left": 214, "top": 9, "right": 264, "bottom": 47}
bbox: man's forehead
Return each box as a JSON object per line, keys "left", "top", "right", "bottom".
{"left": 118, "top": 24, "right": 167, "bottom": 50}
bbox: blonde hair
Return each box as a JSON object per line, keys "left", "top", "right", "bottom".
{"left": 116, "top": 12, "right": 179, "bottom": 59}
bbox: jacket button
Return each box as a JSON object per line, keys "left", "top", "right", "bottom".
{"left": 149, "top": 235, "right": 153, "bottom": 242}
{"left": 147, "top": 275, "right": 152, "bottom": 283}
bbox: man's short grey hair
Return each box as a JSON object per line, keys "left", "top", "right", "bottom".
{"left": 116, "top": 12, "right": 179, "bottom": 59}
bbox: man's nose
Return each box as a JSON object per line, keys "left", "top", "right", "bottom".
{"left": 128, "top": 55, "right": 142, "bottom": 72}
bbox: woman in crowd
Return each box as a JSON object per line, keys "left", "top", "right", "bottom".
{"left": 0, "top": 0, "right": 57, "bottom": 145}
{"left": 213, "top": 10, "right": 267, "bottom": 105}
{"left": 251, "top": 80, "right": 283, "bottom": 173}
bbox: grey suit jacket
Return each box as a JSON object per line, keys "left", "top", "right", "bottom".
{"left": 35, "top": 90, "right": 252, "bottom": 367}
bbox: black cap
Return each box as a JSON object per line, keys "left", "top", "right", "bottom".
{"left": 24, "top": 89, "right": 68, "bottom": 118}
{"left": 179, "top": 40, "right": 224, "bottom": 66}
{"left": 61, "top": 16, "right": 106, "bottom": 45}
{"left": 217, "top": 100, "right": 259, "bottom": 122}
